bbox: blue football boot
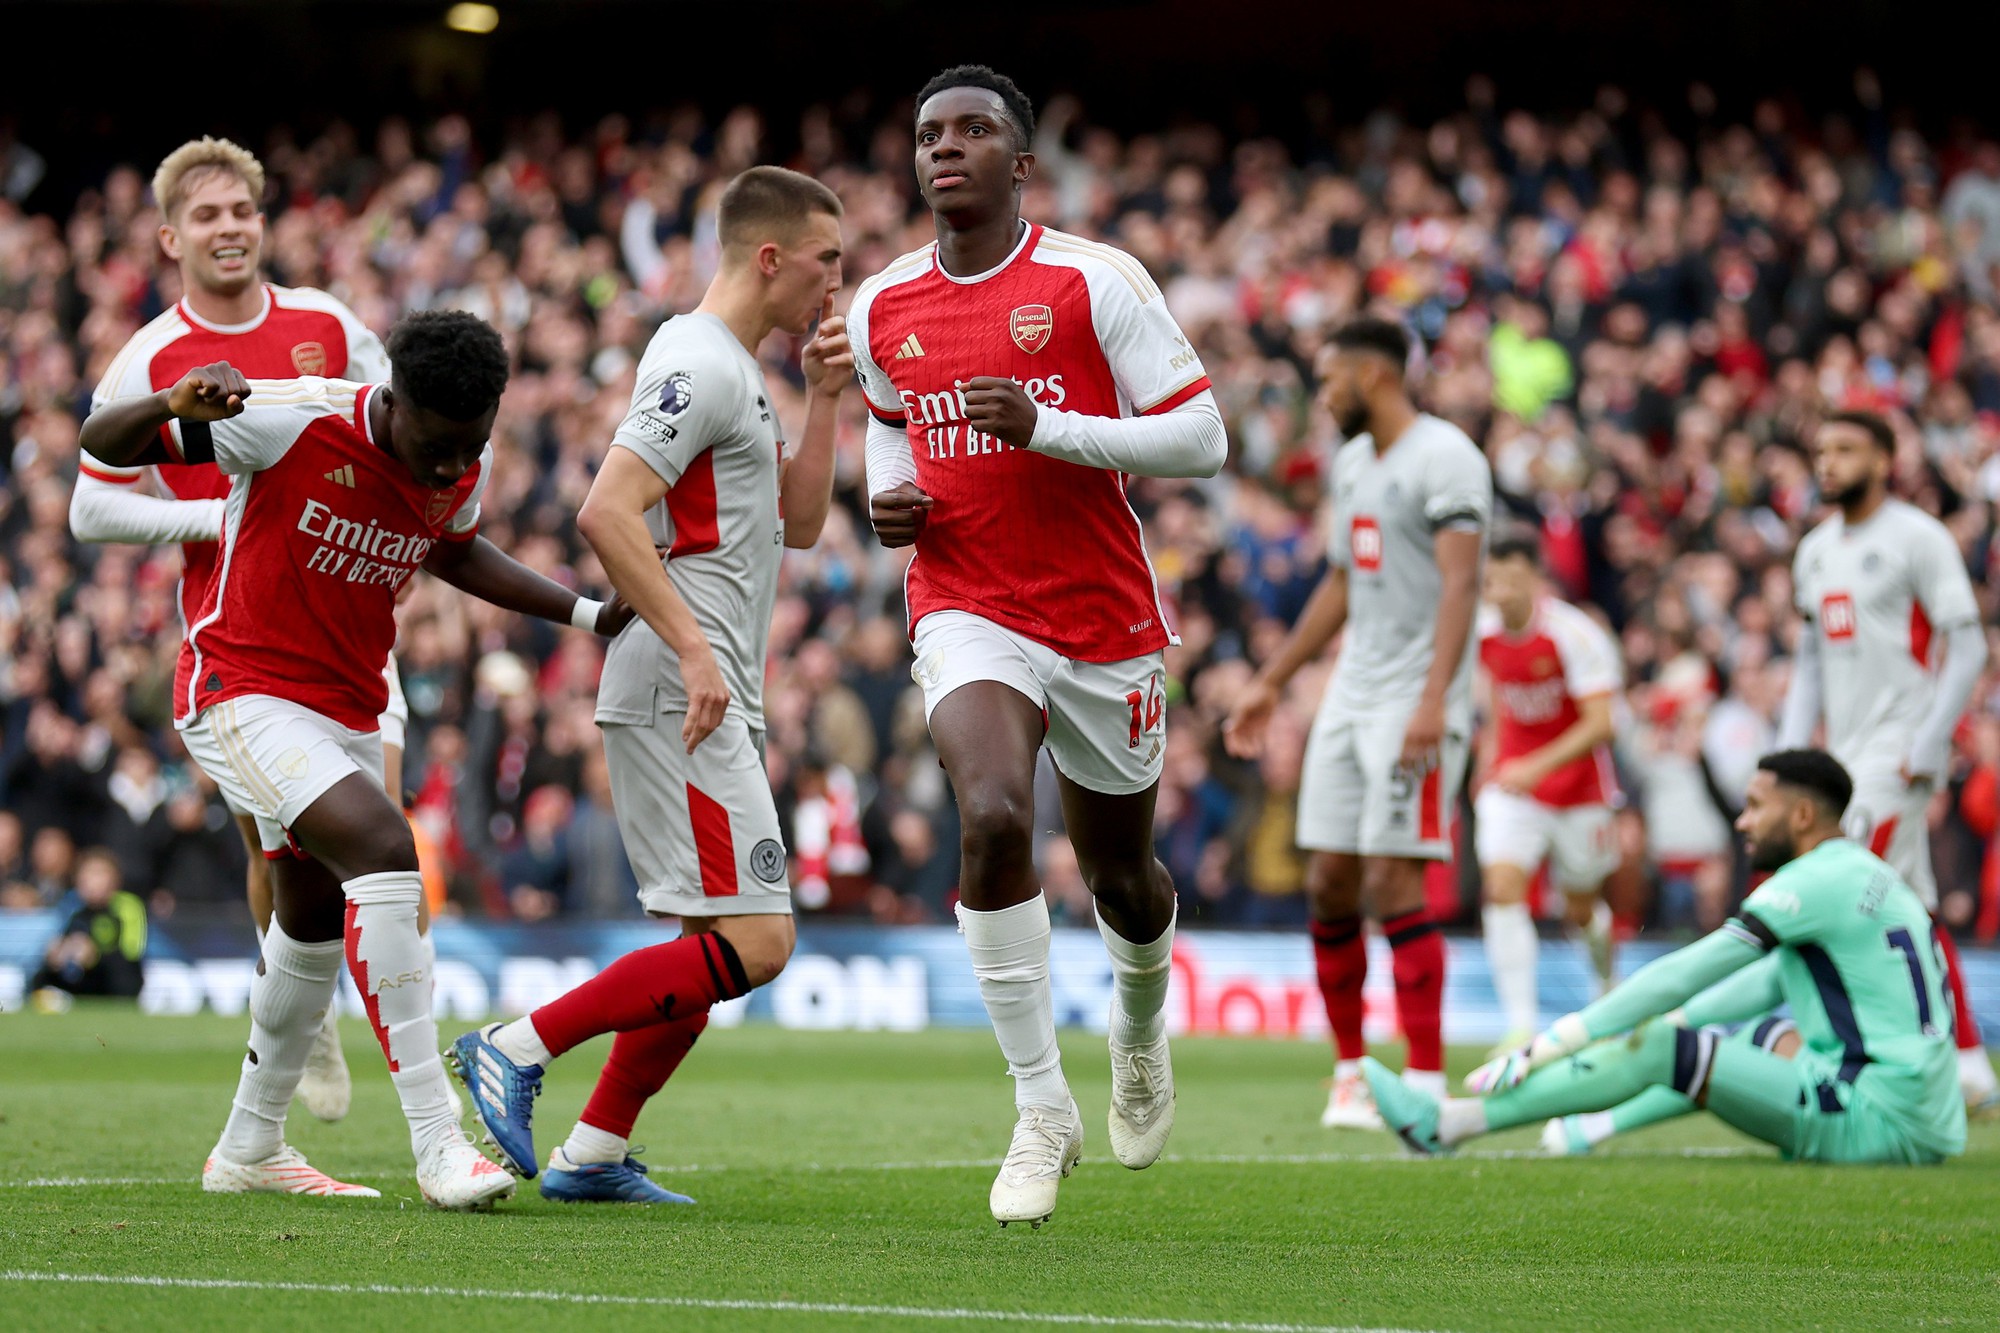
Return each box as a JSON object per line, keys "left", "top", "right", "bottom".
{"left": 539, "top": 1148, "right": 696, "bottom": 1205}
{"left": 447, "top": 1023, "right": 544, "bottom": 1177}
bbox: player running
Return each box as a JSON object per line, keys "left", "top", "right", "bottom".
{"left": 1475, "top": 529, "right": 1622, "bottom": 1047}
{"left": 449, "top": 167, "right": 849, "bottom": 1204}
{"left": 1368, "top": 750, "right": 1967, "bottom": 1167}
{"left": 1224, "top": 319, "right": 1490, "bottom": 1129}
{"left": 1776, "top": 410, "right": 1997, "bottom": 1114}
{"left": 72, "top": 137, "right": 407, "bottom": 1132}
{"left": 858, "top": 66, "right": 1227, "bottom": 1226}
{"left": 79, "top": 310, "right": 633, "bottom": 1209}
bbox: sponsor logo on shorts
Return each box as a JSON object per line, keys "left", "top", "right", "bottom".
{"left": 750, "top": 839, "right": 787, "bottom": 883}
{"left": 912, "top": 649, "right": 945, "bottom": 690}
{"left": 276, "top": 747, "right": 310, "bottom": 780}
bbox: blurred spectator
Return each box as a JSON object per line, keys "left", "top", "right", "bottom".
{"left": 30, "top": 848, "right": 145, "bottom": 999}
{"left": 501, "top": 784, "right": 575, "bottom": 922}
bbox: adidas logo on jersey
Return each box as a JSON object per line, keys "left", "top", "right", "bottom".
{"left": 894, "top": 334, "right": 925, "bottom": 360}
{"left": 323, "top": 465, "right": 356, "bottom": 488}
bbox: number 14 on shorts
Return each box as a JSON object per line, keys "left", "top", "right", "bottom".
{"left": 1125, "top": 673, "right": 1164, "bottom": 749}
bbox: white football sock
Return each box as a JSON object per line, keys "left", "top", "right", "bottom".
{"left": 494, "top": 1016, "right": 555, "bottom": 1067}
{"left": 1402, "top": 1067, "right": 1448, "bottom": 1100}
{"left": 958, "top": 895, "right": 1070, "bottom": 1112}
{"left": 1483, "top": 901, "right": 1541, "bottom": 1035}
{"left": 214, "top": 919, "right": 343, "bottom": 1164}
{"left": 1335, "top": 1057, "right": 1363, "bottom": 1082}
{"left": 1096, "top": 900, "right": 1175, "bottom": 1046}
{"left": 344, "top": 871, "right": 458, "bottom": 1160}
{"left": 1438, "top": 1096, "right": 1488, "bottom": 1147}
{"left": 1576, "top": 1110, "right": 1617, "bottom": 1146}
{"left": 1959, "top": 1047, "right": 1998, "bottom": 1096}
{"left": 1573, "top": 898, "right": 1615, "bottom": 995}
{"left": 561, "top": 1121, "right": 629, "bottom": 1166}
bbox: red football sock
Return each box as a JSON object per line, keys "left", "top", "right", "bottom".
{"left": 1385, "top": 908, "right": 1445, "bottom": 1073}
{"left": 578, "top": 1012, "right": 710, "bottom": 1139}
{"left": 1935, "top": 923, "right": 1985, "bottom": 1050}
{"left": 1310, "top": 916, "right": 1368, "bottom": 1062}
{"left": 532, "top": 933, "right": 749, "bottom": 1058}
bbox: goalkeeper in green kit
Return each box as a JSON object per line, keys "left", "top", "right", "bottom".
{"left": 1368, "top": 750, "right": 1967, "bottom": 1164}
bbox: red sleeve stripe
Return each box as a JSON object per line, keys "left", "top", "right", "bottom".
{"left": 80, "top": 462, "right": 140, "bottom": 484}
{"left": 1139, "top": 376, "right": 1212, "bottom": 417}
{"left": 161, "top": 422, "right": 185, "bottom": 463}
{"left": 868, "top": 401, "right": 908, "bottom": 428}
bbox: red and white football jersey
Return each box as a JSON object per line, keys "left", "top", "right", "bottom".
{"left": 87, "top": 285, "right": 388, "bottom": 622}
{"left": 165, "top": 379, "right": 487, "bottom": 732}
{"left": 1478, "top": 597, "right": 1623, "bottom": 808}
{"left": 848, "top": 223, "right": 1212, "bottom": 662}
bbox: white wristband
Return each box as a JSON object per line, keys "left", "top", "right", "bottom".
{"left": 570, "top": 597, "right": 604, "bottom": 632}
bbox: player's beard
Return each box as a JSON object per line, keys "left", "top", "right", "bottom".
{"left": 1746, "top": 827, "right": 1797, "bottom": 872}
{"left": 1822, "top": 475, "right": 1873, "bottom": 510}
{"left": 1335, "top": 400, "right": 1372, "bottom": 440}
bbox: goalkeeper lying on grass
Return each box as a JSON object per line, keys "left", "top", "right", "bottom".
{"left": 1369, "top": 749, "right": 1967, "bottom": 1165}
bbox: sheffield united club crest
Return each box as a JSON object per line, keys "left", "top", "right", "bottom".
{"left": 291, "top": 341, "right": 328, "bottom": 375}
{"left": 1009, "top": 304, "right": 1054, "bottom": 354}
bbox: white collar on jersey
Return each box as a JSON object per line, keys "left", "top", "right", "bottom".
{"left": 179, "top": 285, "right": 274, "bottom": 335}
{"left": 933, "top": 220, "right": 1033, "bottom": 286}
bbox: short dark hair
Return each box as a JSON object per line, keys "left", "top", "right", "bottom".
{"left": 386, "top": 310, "right": 510, "bottom": 423}
{"left": 1757, "top": 749, "right": 1853, "bottom": 822}
{"left": 1824, "top": 409, "right": 1894, "bottom": 454}
{"left": 1330, "top": 316, "right": 1411, "bottom": 369}
{"left": 1489, "top": 526, "right": 1542, "bottom": 566}
{"left": 916, "top": 64, "right": 1036, "bottom": 150}
{"left": 718, "top": 166, "right": 842, "bottom": 251}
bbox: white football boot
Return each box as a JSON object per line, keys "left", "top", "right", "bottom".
{"left": 1320, "top": 1070, "right": 1385, "bottom": 1130}
{"left": 297, "top": 1012, "right": 352, "bottom": 1122}
{"left": 202, "top": 1144, "right": 378, "bottom": 1197}
{"left": 1961, "top": 1048, "right": 2000, "bottom": 1118}
{"left": 417, "top": 1129, "right": 517, "bottom": 1210}
{"left": 990, "top": 1100, "right": 1083, "bottom": 1228}
{"left": 1106, "top": 1025, "right": 1175, "bottom": 1169}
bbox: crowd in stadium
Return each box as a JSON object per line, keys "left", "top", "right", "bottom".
{"left": 6, "top": 78, "right": 2000, "bottom": 939}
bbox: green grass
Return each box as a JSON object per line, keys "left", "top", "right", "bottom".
{"left": 2, "top": 1008, "right": 1997, "bottom": 1331}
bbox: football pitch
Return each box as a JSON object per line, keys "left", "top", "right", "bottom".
{"left": 3, "top": 1009, "right": 1997, "bottom": 1331}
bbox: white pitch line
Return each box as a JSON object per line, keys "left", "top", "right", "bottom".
{"left": 0, "top": 1272, "right": 1434, "bottom": 1333}
{"left": 0, "top": 1145, "right": 1764, "bottom": 1189}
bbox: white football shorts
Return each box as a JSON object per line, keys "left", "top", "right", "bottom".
{"left": 909, "top": 610, "right": 1166, "bottom": 797}
{"left": 180, "top": 695, "right": 386, "bottom": 854}
{"left": 1842, "top": 765, "right": 1936, "bottom": 909}
{"left": 601, "top": 712, "right": 792, "bottom": 918}
{"left": 1298, "top": 696, "right": 1468, "bottom": 861}
{"left": 1473, "top": 787, "right": 1619, "bottom": 890}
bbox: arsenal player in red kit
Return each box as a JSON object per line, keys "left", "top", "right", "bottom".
{"left": 80, "top": 311, "right": 632, "bottom": 1209}
{"left": 855, "top": 66, "right": 1226, "bottom": 1226}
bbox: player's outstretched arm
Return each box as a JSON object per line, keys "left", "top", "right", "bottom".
{"left": 1222, "top": 565, "right": 1348, "bottom": 759}
{"left": 1774, "top": 626, "right": 1822, "bottom": 750}
{"left": 421, "top": 536, "right": 631, "bottom": 637}
{"left": 79, "top": 363, "right": 250, "bottom": 467}
{"left": 577, "top": 446, "right": 729, "bottom": 753}
{"left": 1466, "top": 925, "right": 1765, "bottom": 1093}
{"left": 70, "top": 464, "right": 226, "bottom": 546}
{"left": 782, "top": 295, "right": 851, "bottom": 548}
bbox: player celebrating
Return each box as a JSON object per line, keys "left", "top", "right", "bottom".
{"left": 72, "top": 136, "right": 408, "bottom": 1137}
{"left": 1224, "top": 320, "right": 1490, "bottom": 1128}
{"left": 1368, "top": 750, "right": 1967, "bottom": 1167}
{"left": 450, "top": 167, "right": 849, "bottom": 1204}
{"left": 79, "top": 310, "right": 632, "bottom": 1209}
{"left": 856, "top": 66, "right": 1226, "bottom": 1226}
{"left": 1475, "top": 529, "right": 1623, "bottom": 1046}
{"left": 1776, "top": 410, "right": 1997, "bottom": 1113}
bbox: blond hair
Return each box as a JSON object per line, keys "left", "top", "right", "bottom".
{"left": 152, "top": 137, "right": 265, "bottom": 222}
{"left": 717, "top": 166, "right": 841, "bottom": 250}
